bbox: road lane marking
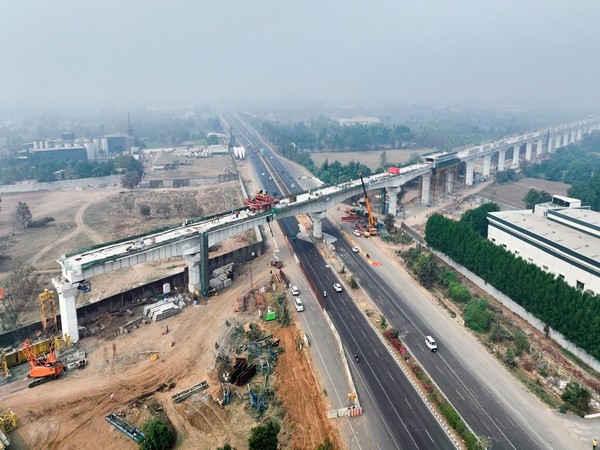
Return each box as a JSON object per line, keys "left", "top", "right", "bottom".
{"left": 404, "top": 398, "right": 412, "bottom": 410}
{"left": 388, "top": 371, "right": 395, "bottom": 382}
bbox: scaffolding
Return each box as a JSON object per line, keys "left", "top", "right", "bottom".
{"left": 0, "top": 410, "right": 16, "bottom": 434}
{"left": 39, "top": 289, "right": 58, "bottom": 336}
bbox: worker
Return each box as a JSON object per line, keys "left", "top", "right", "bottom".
{"left": 594, "top": 438, "right": 597, "bottom": 450}
{"left": 110, "top": 392, "right": 114, "bottom": 401}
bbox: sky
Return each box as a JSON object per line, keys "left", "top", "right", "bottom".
{"left": 1, "top": 1, "right": 599, "bottom": 112}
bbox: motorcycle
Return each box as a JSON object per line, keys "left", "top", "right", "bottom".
{"left": 354, "top": 353, "right": 360, "bottom": 363}
{"left": 323, "top": 291, "right": 327, "bottom": 297}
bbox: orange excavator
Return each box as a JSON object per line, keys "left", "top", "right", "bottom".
{"left": 20, "top": 339, "right": 63, "bottom": 388}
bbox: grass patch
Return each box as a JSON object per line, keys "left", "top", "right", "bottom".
{"left": 513, "top": 370, "right": 560, "bottom": 409}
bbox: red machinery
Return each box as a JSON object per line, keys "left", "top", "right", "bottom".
{"left": 245, "top": 191, "right": 280, "bottom": 212}
{"left": 20, "top": 339, "right": 63, "bottom": 388}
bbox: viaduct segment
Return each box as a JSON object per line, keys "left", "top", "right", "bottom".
{"left": 55, "top": 117, "right": 600, "bottom": 342}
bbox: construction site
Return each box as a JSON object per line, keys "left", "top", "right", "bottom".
{"left": 0, "top": 257, "right": 340, "bottom": 449}
{"left": 0, "top": 151, "right": 346, "bottom": 449}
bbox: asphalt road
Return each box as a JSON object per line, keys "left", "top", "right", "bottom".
{"left": 322, "top": 218, "right": 581, "bottom": 450}
{"left": 226, "top": 111, "right": 584, "bottom": 450}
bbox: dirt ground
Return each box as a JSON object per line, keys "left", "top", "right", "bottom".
{"left": 477, "top": 178, "right": 570, "bottom": 209}
{"left": 0, "top": 162, "right": 249, "bottom": 323}
{"left": 2, "top": 260, "right": 338, "bottom": 450}
{"left": 0, "top": 154, "right": 339, "bottom": 450}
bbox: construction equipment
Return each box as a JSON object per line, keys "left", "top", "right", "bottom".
{"left": 359, "top": 174, "right": 379, "bottom": 236}
{"left": 39, "top": 289, "right": 58, "bottom": 336}
{"left": 20, "top": 339, "right": 63, "bottom": 388}
{"left": 245, "top": 190, "right": 280, "bottom": 213}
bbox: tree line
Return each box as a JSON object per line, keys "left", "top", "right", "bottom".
{"left": 0, "top": 155, "right": 143, "bottom": 185}
{"left": 260, "top": 119, "right": 412, "bottom": 152}
{"left": 425, "top": 211, "right": 600, "bottom": 360}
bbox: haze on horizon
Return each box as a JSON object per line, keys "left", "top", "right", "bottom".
{"left": 1, "top": 0, "right": 599, "bottom": 113}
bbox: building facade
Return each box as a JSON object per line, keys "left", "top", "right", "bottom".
{"left": 487, "top": 196, "right": 600, "bottom": 295}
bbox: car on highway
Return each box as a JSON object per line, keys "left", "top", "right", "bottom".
{"left": 425, "top": 335, "right": 438, "bottom": 352}
{"left": 291, "top": 286, "right": 299, "bottom": 296}
{"left": 352, "top": 229, "right": 362, "bottom": 237}
{"left": 333, "top": 283, "right": 343, "bottom": 292}
{"left": 291, "top": 183, "right": 295, "bottom": 188}
{"left": 352, "top": 246, "right": 359, "bottom": 253}
{"left": 294, "top": 297, "right": 304, "bottom": 312}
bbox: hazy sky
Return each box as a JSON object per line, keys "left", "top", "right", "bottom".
{"left": 1, "top": 1, "right": 599, "bottom": 111}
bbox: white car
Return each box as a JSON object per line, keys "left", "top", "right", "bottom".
{"left": 425, "top": 336, "right": 438, "bottom": 352}
{"left": 352, "top": 229, "right": 362, "bottom": 237}
{"left": 352, "top": 246, "right": 359, "bottom": 253}
{"left": 333, "top": 283, "right": 343, "bottom": 292}
{"left": 291, "top": 286, "right": 299, "bottom": 296}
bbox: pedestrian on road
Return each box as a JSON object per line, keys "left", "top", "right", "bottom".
{"left": 110, "top": 392, "right": 114, "bottom": 401}
{"left": 593, "top": 438, "right": 597, "bottom": 449}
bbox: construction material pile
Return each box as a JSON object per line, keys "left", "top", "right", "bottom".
{"left": 209, "top": 263, "right": 234, "bottom": 290}
{"left": 143, "top": 296, "right": 186, "bottom": 322}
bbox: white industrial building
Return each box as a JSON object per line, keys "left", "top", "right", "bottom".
{"left": 487, "top": 195, "right": 600, "bottom": 295}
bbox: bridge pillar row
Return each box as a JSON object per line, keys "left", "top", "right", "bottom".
{"left": 511, "top": 144, "right": 520, "bottom": 168}
{"left": 387, "top": 186, "right": 402, "bottom": 217}
{"left": 465, "top": 160, "right": 475, "bottom": 186}
{"left": 577, "top": 127, "right": 583, "bottom": 141}
{"left": 421, "top": 172, "right": 432, "bottom": 205}
{"left": 497, "top": 149, "right": 507, "bottom": 172}
{"left": 571, "top": 129, "right": 577, "bottom": 144}
{"left": 525, "top": 141, "right": 533, "bottom": 161}
{"left": 537, "top": 139, "right": 545, "bottom": 156}
{"left": 547, "top": 135, "right": 554, "bottom": 154}
{"left": 52, "top": 278, "right": 79, "bottom": 343}
{"left": 446, "top": 170, "right": 454, "bottom": 194}
{"left": 564, "top": 131, "right": 570, "bottom": 146}
{"left": 482, "top": 154, "right": 491, "bottom": 177}
{"left": 310, "top": 211, "right": 327, "bottom": 239}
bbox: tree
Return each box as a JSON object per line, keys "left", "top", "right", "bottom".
{"left": 216, "top": 444, "right": 236, "bottom": 450}
{"left": 383, "top": 213, "right": 396, "bottom": 232}
{"left": 523, "top": 189, "right": 552, "bottom": 209}
{"left": 121, "top": 170, "right": 141, "bottom": 191}
{"left": 379, "top": 150, "right": 388, "bottom": 169}
{"left": 12, "top": 201, "right": 32, "bottom": 229}
{"left": 140, "top": 418, "right": 175, "bottom": 450}
{"left": 315, "top": 439, "right": 334, "bottom": 450}
{"left": 139, "top": 204, "right": 151, "bottom": 218}
{"left": 561, "top": 381, "right": 591, "bottom": 415}
{"left": 464, "top": 298, "right": 494, "bottom": 333}
{"left": 248, "top": 420, "right": 280, "bottom": 450}
{"left": 460, "top": 202, "right": 499, "bottom": 238}
{"left": 411, "top": 252, "right": 439, "bottom": 288}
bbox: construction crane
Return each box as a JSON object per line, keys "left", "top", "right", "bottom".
{"left": 20, "top": 339, "right": 63, "bottom": 388}
{"left": 359, "top": 174, "right": 378, "bottom": 236}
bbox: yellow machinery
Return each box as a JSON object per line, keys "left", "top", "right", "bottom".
{"left": 39, "top": 289, "right": 58, "bottom": 336}
{"left": 359, "top": 174, "right": 379, "bottom": 236}
{"left": 0, "top": 410, "right": 16, "bottom": 434}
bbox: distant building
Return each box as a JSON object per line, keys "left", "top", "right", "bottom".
{"left": 338, "top": 115, "right": 381, "bottom": 126}
{"left": 487, "top": 195, "right": 600, "bottom": 295}
{"left": 24, "top": 131, "right": 135, "bottom": 161}
{"left": 152, "top": 151, "right": 178, "bottom": 170}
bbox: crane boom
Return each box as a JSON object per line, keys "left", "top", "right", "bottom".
{"left": 359, "top": 174, "right": 378, "bottom": 235}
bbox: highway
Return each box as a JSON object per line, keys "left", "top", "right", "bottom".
{"left": 227, "top": 112, "right": 457, "bottom": 449}
{"left": 226, "top": 112, "right": 582, "bottom": 450}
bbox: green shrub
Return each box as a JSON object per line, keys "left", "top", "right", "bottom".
{"left": 248, "top": 420, "right": 280, "bottom": 450}
{"left": 464, "top": 298, "right": 494, "bottom": 333}
{"left": 140, "top": 418, "right": 176, "bottom": 450}
{"left": 449, "top": 281, "right": 472, "bottom": 303}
